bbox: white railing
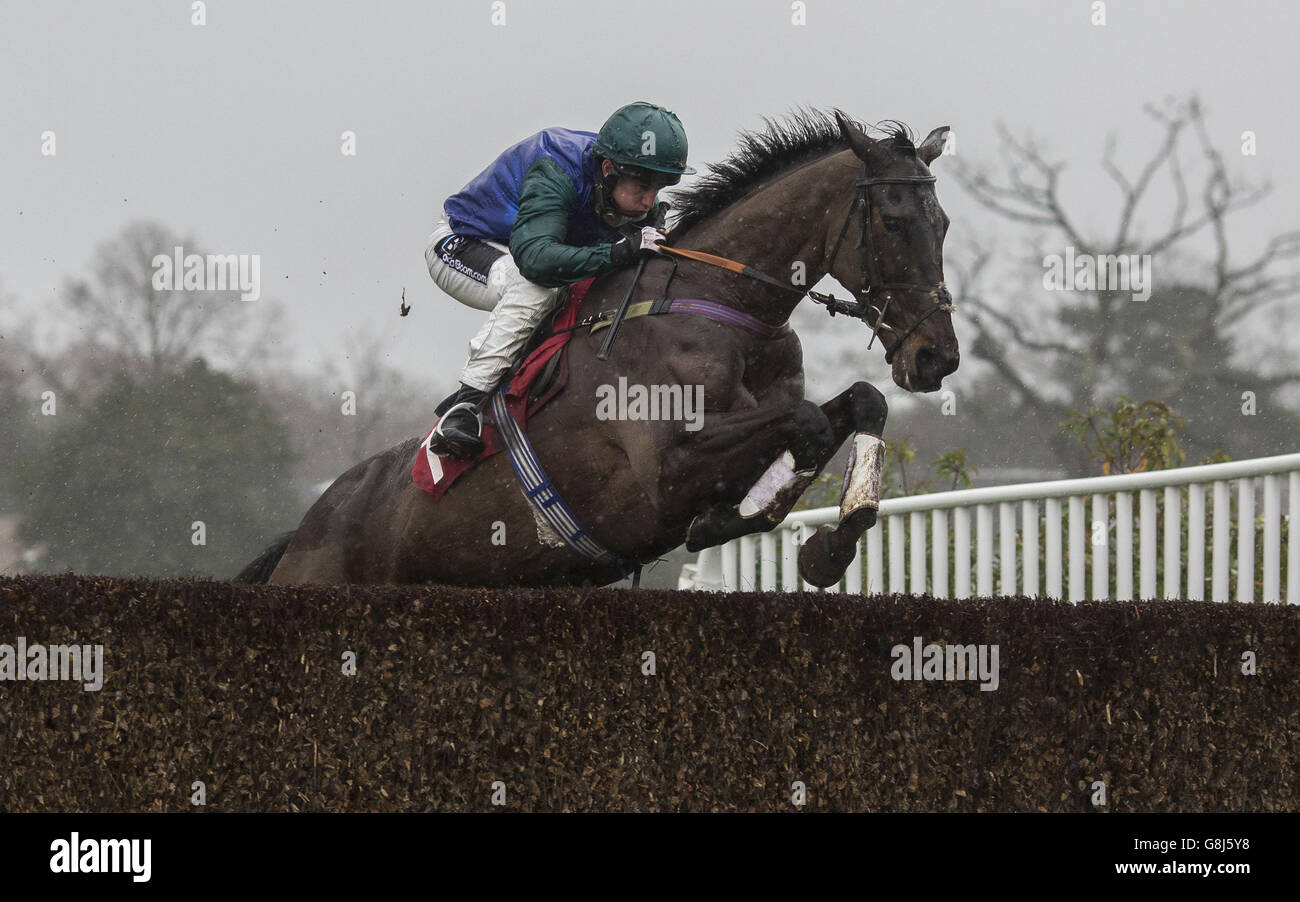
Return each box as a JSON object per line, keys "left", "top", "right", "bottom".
{"left": 678, "top": 452, "right": 1300, "bottom": 603}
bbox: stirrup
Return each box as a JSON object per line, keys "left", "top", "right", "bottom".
{"left": 429, "top": 401, "right": 486, "bottom": 459}
{"left": 433, "top": 401, "right": 483, "bottom": 438}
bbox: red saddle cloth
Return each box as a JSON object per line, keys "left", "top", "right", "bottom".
{"left": 412, "top": 277, "right": 595, "bottom": 501}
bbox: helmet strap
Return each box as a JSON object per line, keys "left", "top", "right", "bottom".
{"left": 594, "top": 158, "right": 637, "bottom": 228}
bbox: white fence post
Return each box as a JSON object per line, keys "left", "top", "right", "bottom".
{"left": 781, "top": 523, "right": 801, "bottom": 591}
{"left": 867, "top": 522, "right": 883, "bottom": 595}
{"left": 932, "top": 509, "right": 949, "bottom": 599}
{"left": 1022, "top": 500, "right": 1039, "bottom": 597}
{"left": 1212, "top": 481, "right": 1230, "bottom": 602}
{"left": 910, "top": 511, "right": 926, "bottom": 595}
{"left": 888, "top": 514, "right": 905, "bottom": 594}
{"left": 999, "top": 502, "right": 1016, "bottom": 597}
{"left": 721, "top": 541, "right": 738, "bottom": 592}
{"left": 1116, "top": 492, "right": 1133, "bottom": 601}
{"left": 760, "top": 532, "right": 777, "bottom": 591}
{"left": 1238, "top": 478, "right": 1255, "bottom": 603}
{"left": 738, "top": 535, "right": 757, "bottom": 591}
{"left": 1187, "top": 484, "right": 1205, "bottom": 601}
{"left": 1139, "top": 489, "right": 1157, "bottom": 600}
{"left": 977, "top": 504, "right": 994, "bottom": 597}
{"left": 1289, "top": 473, "right": 1300, "bottom": 604}
{"left": 845, "top": 542, "right": 862, "bottom": 594}
{"left": 1263, "top": 475, "right": 1280, "bottom": 603}
{"left": 1045, "top": 498, "right": 1062, "bottom": 600}
{"left": 1068, "top": 495, "right": 1085, "bottom": 603}
{"left": 1164, "top": 486, "right": 1181, "bottom": 600}
{"left": 1091, "top": 493, "right": 1108, "bottom": 601}
{"left": 954, "top": 507, "right": 971, "bottom": 599}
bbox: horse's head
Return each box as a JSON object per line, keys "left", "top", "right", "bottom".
{"left": 830, "top": 113, "right": 959, "bottom": 392}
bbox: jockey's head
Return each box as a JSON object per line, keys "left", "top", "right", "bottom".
{"left": 594, "top": 102, "right": 695, "bottom": 227}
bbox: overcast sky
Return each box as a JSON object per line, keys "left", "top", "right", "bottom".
{"left": 3, "top": 0, "right": 1297, "bottom": 404}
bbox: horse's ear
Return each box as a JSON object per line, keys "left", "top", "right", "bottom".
{"left": 918, "top": 126, "right": 951, "bottom": 165}
{"left": 835, "top": 110, "right": 873, "bottom": 159}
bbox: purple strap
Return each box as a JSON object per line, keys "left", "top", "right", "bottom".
{"left": 665, "top": 299, "right": 789, "bottom": 340}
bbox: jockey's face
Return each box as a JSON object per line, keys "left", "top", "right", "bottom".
{"left": 601, "top": 159, "right": 659, "bottom": 218}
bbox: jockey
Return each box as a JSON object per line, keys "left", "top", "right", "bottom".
{"left": 425, "top": 101, "right": 695, "bottom": 459}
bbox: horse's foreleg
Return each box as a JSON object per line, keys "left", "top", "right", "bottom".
{"left": 683, "top": 399, "right": 835, "bottom": 552}
{"left": 797, "top": 381, "right": 889, "bottom": 587}
{"left": 682, "top": 377, "right": 889, "bottom": 554}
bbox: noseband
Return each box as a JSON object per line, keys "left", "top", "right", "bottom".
{"left": 810, "top": 165, "right": 954, "bottom": 363}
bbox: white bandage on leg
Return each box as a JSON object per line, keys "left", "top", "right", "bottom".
{"left": 739, "top": 451, "right": 817, "bottom": 521}
{"left": 840, "top": 433, "right": 885, "bottom": 521}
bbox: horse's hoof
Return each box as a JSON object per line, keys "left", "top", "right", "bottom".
{"left": 684, "top": 515, "right": 709, "bottom": 552}
{"left": 797, "top": 526, "right": 855, "bottom": 588}
{"left": 685, "top": 504, "right": 733, "bottom": 552}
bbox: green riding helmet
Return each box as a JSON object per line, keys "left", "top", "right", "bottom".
{"left": 594, "top": 102, "right": 696, "bottom": 187}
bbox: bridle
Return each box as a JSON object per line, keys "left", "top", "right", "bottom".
{"left": 656, "top": 159, "right": 954, "bottom": 364}
{"left": 809, "top": 164, "right": 954, "bottom": 363}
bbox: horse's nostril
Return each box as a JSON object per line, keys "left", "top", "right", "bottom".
{"left": 916, "top": 348, "right": 937, "bottom": 374}
{"left": 914, "top": 347, "right": 958, "bottom": 386}
{"left": 939, "top": 348, "right": 960, "bottom": 377}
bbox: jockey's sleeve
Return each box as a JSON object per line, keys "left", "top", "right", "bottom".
{"left": 509, "top": 158, "right": 617, "bottom": 288}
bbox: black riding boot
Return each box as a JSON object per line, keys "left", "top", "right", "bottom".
{"left": 429, "top": 384, "right": 489, "bottom": 459}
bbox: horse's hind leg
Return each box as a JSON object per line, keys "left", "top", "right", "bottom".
{"left": 797, "top": 381, "right": 889, "bottom": 587}
{"left": 267, "top": 543, "right": 352, "bottom": 585}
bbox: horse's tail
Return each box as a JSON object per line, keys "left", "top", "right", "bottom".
{"left": 233, "top": 531, "right": 296, "bottom": 583}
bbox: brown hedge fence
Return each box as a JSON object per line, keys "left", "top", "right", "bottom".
{"left": 1, "top": 574, "right": 1297, "bottom": 812}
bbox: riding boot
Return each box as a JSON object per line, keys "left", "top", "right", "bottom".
{"left": 429, "top": 384, "right": 489, "bottom": 459}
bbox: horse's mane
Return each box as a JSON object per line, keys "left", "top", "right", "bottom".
{"left": 667, "top": 108, "right": 915, "bottom": 239}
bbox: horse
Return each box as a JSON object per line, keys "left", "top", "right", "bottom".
{"left": 238, "top": 110, "right": 959, "bottom": 589}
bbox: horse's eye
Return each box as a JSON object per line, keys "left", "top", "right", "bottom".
{"left": 882, "top": 216, "right": 906, "bottom": 234}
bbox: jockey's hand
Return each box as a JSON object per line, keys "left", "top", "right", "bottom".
{"left": 610, "top": 226, "right": 667, "bottom": 266}
{"left": 609, "top": 236, "right": 638, "bottom": 266}
{"left": 638, "top": 226, "right": 668, "bottom": 255}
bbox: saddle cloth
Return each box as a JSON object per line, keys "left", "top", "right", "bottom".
{"left": 412, "top": 277, "right": 596, "bottom": 501}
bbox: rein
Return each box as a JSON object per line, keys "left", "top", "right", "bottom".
{"left": 657, "top": 162, "right": 954, "bottom": 364}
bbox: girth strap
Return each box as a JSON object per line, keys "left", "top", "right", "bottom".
{"left": 588, "top": 297, "right": 790, "bottom": 341}
{"left": 490, "top": 391, "right": 640, "bottom": 580}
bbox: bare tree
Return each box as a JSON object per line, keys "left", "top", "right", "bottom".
{"left": 947, "top": 95, "right": 1300, "bottom": 466}
{"left": 22, "top": 220, "right": 286, "bottom": 385}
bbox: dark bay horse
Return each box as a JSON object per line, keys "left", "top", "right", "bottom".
{"left": 242, "top": 110, "right": 959, "bottom": 589}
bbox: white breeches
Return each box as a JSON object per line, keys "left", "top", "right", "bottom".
{"left": 425, "top": 218, "right": 563, "bottom": 393}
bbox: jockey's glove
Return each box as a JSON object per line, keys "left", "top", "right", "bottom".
{"left": 610, "top": 226, "right": 667, "bottom": 266}
{"left": 637, "top": 225, "right": 668, "bottom": 253}
{"left": 611, "top": 227, "right": 670, "bottom": 266}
